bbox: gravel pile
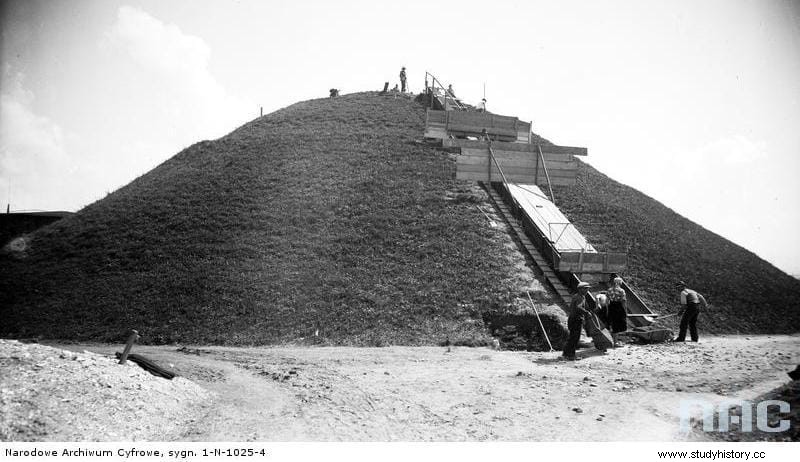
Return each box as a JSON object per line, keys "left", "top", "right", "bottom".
{"left": 0, "top": 339, "right": 212, "bottom": 441}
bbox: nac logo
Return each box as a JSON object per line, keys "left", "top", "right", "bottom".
{"left": 679, "top": 399, "right": 790, "bottom": 433}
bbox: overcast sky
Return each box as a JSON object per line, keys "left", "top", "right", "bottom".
{"left": 1, "top": 0, "right": 798, "bottom": 276}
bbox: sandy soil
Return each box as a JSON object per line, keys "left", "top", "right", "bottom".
{"left": 0, "top": 340, "right": 210, "bottom": 441}
{"left": 5, "top": 334, "right": 788, "bottom": 442}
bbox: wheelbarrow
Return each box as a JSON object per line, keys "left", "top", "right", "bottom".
{"left": 620, "top": 313, "right": 677, "bottom": 344}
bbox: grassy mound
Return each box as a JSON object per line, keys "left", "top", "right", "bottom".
{"left": 2, "top": 91, "right": 798, "bottom": 345}
{"left": 0, "top": 92, "right": 538, "bottom": 345}
{"left": 555, "top": 162, "right": 800, "bottom": 333}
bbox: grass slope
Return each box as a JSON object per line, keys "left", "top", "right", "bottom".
{"left": 555, "top": 162, "right": 800, "bottom": 333}
{"left": 0, "top": 92, "right": 533, "bottom": 345}
{"left": 2, "top": 92, "right": 798, "bottom": 344}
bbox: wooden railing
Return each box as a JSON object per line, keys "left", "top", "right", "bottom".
{"left": 425, "top": 71, "right": 466, "bottom": 111}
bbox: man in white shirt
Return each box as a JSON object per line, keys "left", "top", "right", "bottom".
{"left": 676, "top": 281, "right": 708, "bottom": 342}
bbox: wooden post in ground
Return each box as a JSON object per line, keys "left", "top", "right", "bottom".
{"left": 118, "top": 330, "right": 139, "bottom": 365}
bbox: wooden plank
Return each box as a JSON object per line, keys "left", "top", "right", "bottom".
{"left": 459, "top": 148, "right": 577, "bottom": 163}
{"left": 557, "top": 261, "right": 627, "bottom": 273}
{"left": 557, "top": 252, "right": 628, "bottom": 273}
{"left": 517, "top": 122, "right": 532, "bottom": 144}
{"left": 456, "top": 157, "right": 577, "bottom": 173}
{"left": 456, "top": 165, "right": 579, "bottom": 179}
{"left": 453, "top": 133, "right": 518, "bottom": 143}
{"left": 448, "top": 139, "right": 588, "bottom": 156}
{"left": 444, "top": 111, "right": 523, "bottom": 140}
{"left": 457, "top": 155, "right": 577, "bottom": 170}
{"left": 456, "top": 171, "right": 577, "bottom": 185}
{"left": 448, "top": 124, "right": 517, "bottom": 138}
{"left": 426, "top": 109, "right": 447, "bottom": 124}
{"left": 507, "top": 184, "right": 594, "bottom": 252}
{"left": 457, "top": 161, "right": 578, "bottom": 174}
{"left": 460, "top": 147, "right": 527, "bottom": 158}
{"left": 457, "top": 157, "right": 535, "bottom": 168}
{"left": 458, "top": 151, "right": 537, "bottom": 162}
{"left": 449, "top": 111, "right": 518, "bottom": 128}
{"left": 621, "top": 280, "right": 655, "bottom": 327}
{"left": 424, "top": 128, "right": 447, "bottom": 139}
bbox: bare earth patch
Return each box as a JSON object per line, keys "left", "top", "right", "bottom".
{"left": 0, "top": 340, "right": 211, "bottom": 441}
{"left": 2, "top": 335, "right": 797, "bottom": 441}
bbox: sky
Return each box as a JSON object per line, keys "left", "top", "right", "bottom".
{"left": 1, "top": 0, "right": 798, "bottom": 275}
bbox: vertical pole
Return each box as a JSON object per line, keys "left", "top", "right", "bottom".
{"left": 430, "top": 74, "right": 434, "bottom": 109}
{"left": 118, "top": 329, "right": 139, "bottom": 365}
{"left": 487, "top": 146, "right": 492, "bottom": 183}
{"left": 260, "top": 107, "right": 263, "bottom": 117}
{"left": 537, "top": 144, "right": 556, "bottom": 206}
{"left": 440, "top": 77, "right": 445, "bottom": 108}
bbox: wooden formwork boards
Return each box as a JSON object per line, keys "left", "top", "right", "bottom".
{"left": 444, "top": 139, "right": 588, "bottom": 156}
{"left": 424, "top": 109, "right": 532, "bottom": 142}
{"left": 454, "top": 145, "right": 581, "bottom": 186}
{"left": 506, "top": 184, "right": 627, "bottom": 274}
{"left": 507, "top": 184, "right": 594, "bottom": 252}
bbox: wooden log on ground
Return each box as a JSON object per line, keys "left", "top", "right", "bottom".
{"left": 115, "top": 352, "right": 176, "bottom": 380}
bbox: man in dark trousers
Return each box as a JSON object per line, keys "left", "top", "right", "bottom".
{"left": 675, "top": 281, "right": 708, "bottom": 342}
{"left": 563, "top": 282, "right": 591, "bottom": 360}
{"left": 399, "top": 67, "right": 407, "bottom": 93}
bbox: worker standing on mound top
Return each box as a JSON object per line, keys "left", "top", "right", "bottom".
{"left": 675, "top": 281, "right": 708, "bottom": 342}
{"left": 399, "top": 67, "right": 407, "bottom": 93}
{"left": 563, "top": 282, "right": 591, "bottom": 361}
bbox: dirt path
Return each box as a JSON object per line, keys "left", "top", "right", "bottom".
{"left": 57, "top": 335, "right": 798, "bottom": 441}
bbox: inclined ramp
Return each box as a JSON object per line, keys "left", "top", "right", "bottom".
{"left": 421, "top": 84, "right": 658, "bottom": 328}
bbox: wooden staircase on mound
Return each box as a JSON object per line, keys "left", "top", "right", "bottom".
{"left": 420, "top": 73, "right": 656, "bottom": 325}
{"left": 424, "top": 71, "right": 469, "bottom": 112}
{"left": 486, "top": 185, "right": 573, "bottom": 304}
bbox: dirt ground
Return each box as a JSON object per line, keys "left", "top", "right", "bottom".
{"left": 0, "top": 340, "right": 210, "bottom": 441}
{"left": 2, "top": 335, "right": 797, "bottom": 442}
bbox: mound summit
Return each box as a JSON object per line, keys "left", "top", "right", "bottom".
{"left": 2, "top": 92, "right": 799, "bottom": 344}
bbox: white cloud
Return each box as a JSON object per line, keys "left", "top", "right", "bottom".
{"left": 104, "top": 6, "right": 249, "bottom": 141}
{"left": 0, "top": 70, "right": 78, "bottom": 211}
{"left": 691, "top": 135, "right": 766, "bottom": 165}
{"left": 1, "top": 7, "right": 252, "bottom": 212}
